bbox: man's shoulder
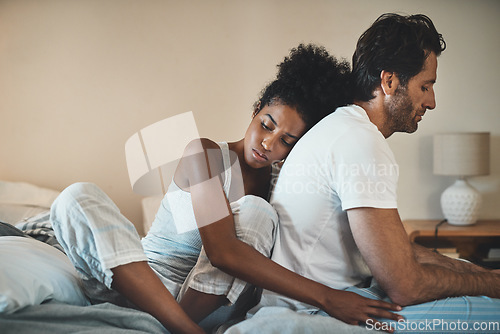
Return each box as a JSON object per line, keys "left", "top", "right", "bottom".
{"left": 289, "top": 105, "right": 385, "bottom": 160}
{"left": 314, "top": 105, "right": 375, "bottom": 134}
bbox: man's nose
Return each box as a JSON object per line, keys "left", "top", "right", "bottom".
{"left": 425, "top": 90, "right": 436, "bottom": 110}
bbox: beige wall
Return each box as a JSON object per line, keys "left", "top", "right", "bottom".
{"left": 1, "top": 0, "right": 499, "bottom": 234}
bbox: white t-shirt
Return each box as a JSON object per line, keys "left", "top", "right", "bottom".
{"left": 258, "top": 104, "right": 399, "bottom": 312}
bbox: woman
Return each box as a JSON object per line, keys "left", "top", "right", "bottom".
{"left": 51, "top": 44, "right": 401, "bottom": 334}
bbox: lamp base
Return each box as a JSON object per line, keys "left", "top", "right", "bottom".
{"left": 441, "top": 179, "right": 481, "bottom": 226}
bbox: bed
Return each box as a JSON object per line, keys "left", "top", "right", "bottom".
{"left": 0, "top": 180, "right": 170, "bottom": 333}
{"left": 0, "top": 180, "right": 371, "bottom": 334}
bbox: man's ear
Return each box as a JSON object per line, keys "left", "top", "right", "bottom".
{"left": 380, "top": 71, "right": 400, "bottom": 96}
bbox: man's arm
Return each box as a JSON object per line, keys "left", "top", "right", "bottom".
{"left": 347, "top": 207, "right": 500, "bottom": 306}
{"left": 412, "top": 242, "right": 490, "bottom": 273}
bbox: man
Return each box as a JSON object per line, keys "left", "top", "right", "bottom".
{"left": 227, "top": 13, "right": 500, "bottom": 333}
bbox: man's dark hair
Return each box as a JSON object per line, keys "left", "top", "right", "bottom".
{"left": 352, "top": 13, "right": 446, "bottom": 102}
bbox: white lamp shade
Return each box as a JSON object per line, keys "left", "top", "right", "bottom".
{"left": 125, "top": 112, "right": 201, "bottom": 196}
{"left": 433, "top": 132, "right": 490, "bottom": 177}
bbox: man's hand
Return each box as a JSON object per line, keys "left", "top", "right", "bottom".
{"left": 322, "top": 290, "right": 403, "bottom": 332}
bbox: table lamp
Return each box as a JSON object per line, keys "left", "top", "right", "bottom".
{"left": 125, "top": 111, "right": 201, "bottom": 196}
{"left": 433, "top": 132, "right": 490, "bottom": 226}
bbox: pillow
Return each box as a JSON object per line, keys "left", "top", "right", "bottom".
{"left": 0, "top": 181, "right": 60, "bottom": 225}
{"left": 15, "top": 210, "right": 65, "bottom": 253}
{"left": 0, "top": 205, "right": 49, "bottom": 226}
{"left": 0, "top": 236, "right": 89, "bottom": 314}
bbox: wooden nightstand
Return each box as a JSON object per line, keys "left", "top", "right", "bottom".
{"left": 402, "top": 219, "right": 500, "bottom": 267}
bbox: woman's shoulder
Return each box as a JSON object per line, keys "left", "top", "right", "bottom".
{"left": 182, "top": 138, "right": 220, "bottom": 156}
{"left": 179, "top": 138, "right": 225, "bottom": 174}
{"left": 175, "top": 138, "right": 225, "bottom": 188}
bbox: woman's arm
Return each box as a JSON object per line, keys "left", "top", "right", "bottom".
{"left": 179, "top": 139, "right": 401, "bottom": 326}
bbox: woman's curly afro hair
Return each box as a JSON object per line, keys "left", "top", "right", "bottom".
{"left": 255, "top": 44, "right": 352, "bottom": 129}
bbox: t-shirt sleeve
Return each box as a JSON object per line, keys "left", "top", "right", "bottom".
{"left": 331, "top": 127, "right": 399, "bottom": 211}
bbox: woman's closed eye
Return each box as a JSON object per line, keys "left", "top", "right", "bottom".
{"left": 281, "top": 137, "right": 293, "bottom": 147}
{"left": 261, "top": 121, "right": 273, "bottom": 131}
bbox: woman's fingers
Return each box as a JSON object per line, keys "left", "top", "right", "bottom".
{"left": 370, "top": 299, "right": 402, "bottom": 311}
{"left": 355, "top": 301, "right": 405, "bottom": 333}
{"left": 368, "top": 307, "right": 403, "bottom": 321}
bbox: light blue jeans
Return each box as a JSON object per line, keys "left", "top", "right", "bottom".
{"left": 348, "top": 283, "right": 500, "bottom": 333}
{"left": 226, "top": 283, "right": 500, "bottom": 334}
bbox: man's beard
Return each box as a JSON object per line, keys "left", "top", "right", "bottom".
{"left": 387, "top": 85, "right": 417, "bottom": 134}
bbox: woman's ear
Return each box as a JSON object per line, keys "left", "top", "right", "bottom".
{"left": 380, "top": 71, "right": 400, "bottom": 96}
{"left": 252, "top": 101, "right": 262, "bottom": 118}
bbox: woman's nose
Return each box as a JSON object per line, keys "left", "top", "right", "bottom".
{"left": 262, "top": 136, "right": 275, "bottom": 151}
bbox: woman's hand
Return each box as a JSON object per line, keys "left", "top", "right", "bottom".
{"left": 321, "top": 290, "right": 403, "bottom": 333}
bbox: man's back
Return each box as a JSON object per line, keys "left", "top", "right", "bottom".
{"left": 259, "top": 105, "right": 399, "bottom": 311}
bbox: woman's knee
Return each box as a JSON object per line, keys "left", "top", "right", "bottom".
{"left": 59, "top": 182, "right": 102, "bottom": 202}
{"left": 52, "top": 182, "right": 107, "bottom": 214}
{"left": 51, "top": 182, "right": 105, "bottom": 236}
{"left": 231, "top": 195, "right": 278, "bottom": 254}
